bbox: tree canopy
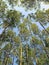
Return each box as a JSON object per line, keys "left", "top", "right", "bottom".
{"left": 0, "top": 0, "right": 49, "bottom": 65}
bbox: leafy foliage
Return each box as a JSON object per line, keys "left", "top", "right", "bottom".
{"left": 0, "top": 0, "right": 49, "bottom": 65}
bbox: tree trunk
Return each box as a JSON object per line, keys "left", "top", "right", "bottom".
{"left": 19, "top": 43, "right": 22, "bottom": 65}
{"left": 26, "top": 44, "right": 29, "bottom": 65}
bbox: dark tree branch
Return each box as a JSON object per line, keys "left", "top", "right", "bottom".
{"left": 39, "top": 22, "right": 49, "bottom": 34}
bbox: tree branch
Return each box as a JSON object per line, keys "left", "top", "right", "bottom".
{"left": 39, "top": 22, "right": 49, "bottom": 34}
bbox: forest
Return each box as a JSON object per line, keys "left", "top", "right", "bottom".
{"left": 0, "top": 0, "right": 49, "bottom": 65}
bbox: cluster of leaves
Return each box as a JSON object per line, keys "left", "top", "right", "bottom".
{"left": 36, "top": 9, "right": 49, "bottom": 24}
{"left": 3, "top": 10, "right": 21, "bottom": 28}
{"left": 0, "top": 0, "right": 7, "bottom": 18}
